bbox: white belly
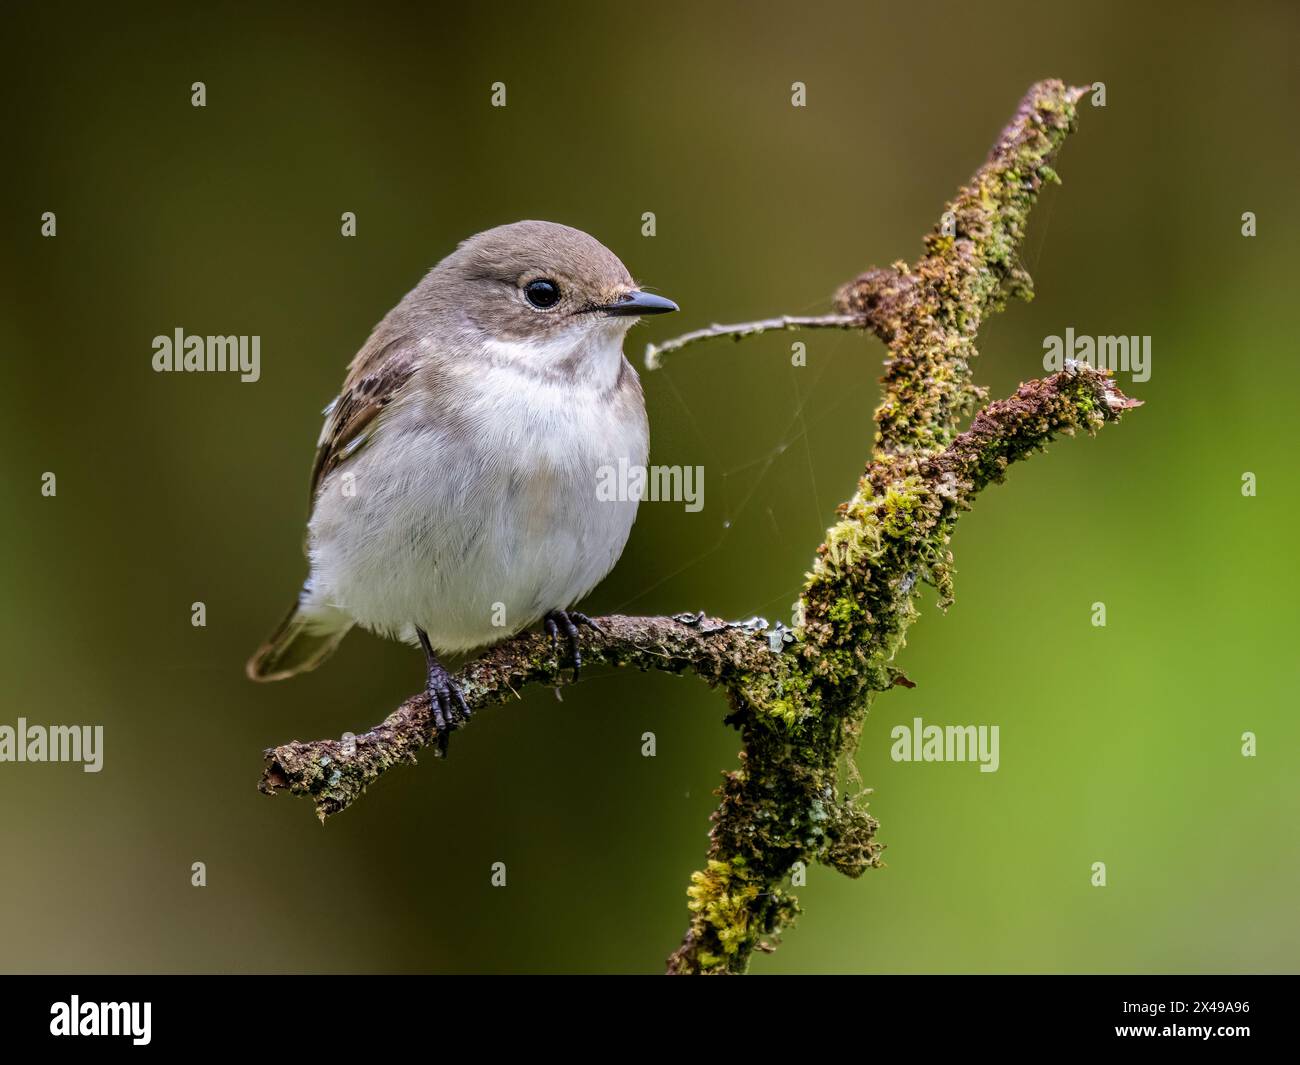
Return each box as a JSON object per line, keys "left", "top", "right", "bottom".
{"left": 305, "top": 362, "right": 648, "bottom": 653}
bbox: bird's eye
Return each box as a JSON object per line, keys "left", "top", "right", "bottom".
{"left": 524, "top": 278, "right": 561, "bottom": 309}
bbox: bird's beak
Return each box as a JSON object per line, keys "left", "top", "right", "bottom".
{"left": 599, "top": 290, "right": 679, "bottom": 317}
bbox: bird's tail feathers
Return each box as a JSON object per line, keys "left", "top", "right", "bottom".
{"left": 246, "top": 600, "right": 352, "bottom": 682}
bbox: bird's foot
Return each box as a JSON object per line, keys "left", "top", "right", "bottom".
{"left": 543, "top": 609, "right": 603, "bottom": 682}
{"left": 425, "top": 663, "right": 471, "bottom": 756}
{"left": 416, "top": 628, "right": 471, "bottom": 756}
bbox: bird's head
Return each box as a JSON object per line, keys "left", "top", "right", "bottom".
{"left": 423, "top": 220, "right": 677, "bottom": 383}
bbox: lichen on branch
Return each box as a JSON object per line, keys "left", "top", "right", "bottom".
{"left": 260, "top": 614, "right": 787, "bottom": 822}
{"left": 674, "top": 365, "right": 1135, "bottom": 975}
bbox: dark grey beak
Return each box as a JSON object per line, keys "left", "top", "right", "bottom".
{"left": 599, "top": 290, "right": 679, "bottom": 317}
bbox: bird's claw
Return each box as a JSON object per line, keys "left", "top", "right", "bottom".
{"left": 543, "top": 609, "right": 601, "bottom": 682}
{"left": 416, "top": 627, "right": 472, "bottom": 756}
{"left": 426, "top": 664, "right": 472, "bottom": 756}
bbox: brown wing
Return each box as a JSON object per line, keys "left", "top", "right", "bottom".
{"left": 307, "top": 334, "right": 421, "bottom": 507}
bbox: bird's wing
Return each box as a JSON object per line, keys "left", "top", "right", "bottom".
{"left": 307, "top": 334, "right": 422, "bottom": 508}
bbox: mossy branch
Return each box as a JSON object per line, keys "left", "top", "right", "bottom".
{"left": 259, "top": 80, "right": 1139, "bottom": 976}
{"left": 260, "top": 613, "right": 786, "bottom": 821}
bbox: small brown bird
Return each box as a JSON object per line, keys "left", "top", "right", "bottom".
{"left": 247, "top": 221, "right": 677, "bottom": 750}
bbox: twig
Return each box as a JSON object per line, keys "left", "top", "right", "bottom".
{"left": 643, "top": 313, "right": 866, "bottom": 369}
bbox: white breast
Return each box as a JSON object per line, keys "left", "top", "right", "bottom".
{"left": 305, "top": 350, "right": 648, "bottom": 653}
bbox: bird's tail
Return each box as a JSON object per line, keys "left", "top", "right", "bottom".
{"left": 246, "top": 600, "right": 353, "bottom": 682}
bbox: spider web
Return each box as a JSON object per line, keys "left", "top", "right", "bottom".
{"left": 595, "top": 187, "right": 1061, "bottom": 638}
{"left": 605, "top": 318, "right": 872, "bottom": 629}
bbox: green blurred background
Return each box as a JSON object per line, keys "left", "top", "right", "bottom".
{"left": 2, "top": 1, "right": 1297, "bottom": 973}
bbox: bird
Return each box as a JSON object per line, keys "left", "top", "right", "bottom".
{"left": 246, "top": 220, "right": 677, "bottom": 751}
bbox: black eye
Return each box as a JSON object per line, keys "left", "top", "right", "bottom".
{"left": 524, "top": 278, "right": 561, "bottom": 309}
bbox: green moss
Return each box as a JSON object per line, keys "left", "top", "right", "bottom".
{"left": 668, "top": 82, "right": 1110, "bottom": 976}
{"left": 682, "top": 857, "right": 797, "bottom": 973}
{"left": 823, "top": 803, "right": 885, "bottom": 877}
{"left": 879, "top": 476, "right": 928, "bottom": 538}
{"left": 827, "top": 596, "right": 861, "bottom": 626}
{"left": 816, "top": 647, "right": 861, "bottom": 685}
{"left": 737, "top": 666, "right": 820, "bottom": 726}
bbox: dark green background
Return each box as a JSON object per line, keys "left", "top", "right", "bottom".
{"left": 2, "top": 1, "right": 1296, "bottom": 973}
